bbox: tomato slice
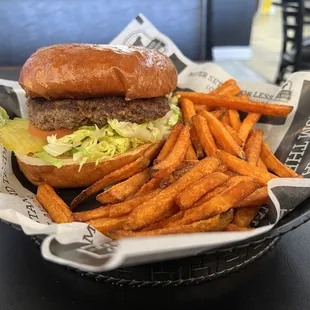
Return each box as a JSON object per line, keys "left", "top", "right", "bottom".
{"left": 28, "top": 123, "right": 74, "bottom": 140}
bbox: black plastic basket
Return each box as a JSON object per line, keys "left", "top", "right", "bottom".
{"left": 3, "top": 191, "right": 310, "bottom": 287}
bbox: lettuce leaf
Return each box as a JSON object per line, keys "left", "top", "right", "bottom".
{"left": 35, "top": 152, "right": 63, "bottom": 168}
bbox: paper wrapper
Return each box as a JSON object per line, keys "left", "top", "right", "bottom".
{"left": 1, "top": 14, "right": 310, "bottom": 272}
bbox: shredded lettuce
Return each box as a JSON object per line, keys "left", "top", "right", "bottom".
{"left": 35, "top": 151, "right": 63, "bottom": 168}
{"left": 108, "top": 97, "right": 181, "bottom": 141}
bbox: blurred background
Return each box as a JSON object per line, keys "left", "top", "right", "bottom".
{"left": 1, "top": 0, "right": 309, "bottom": 85}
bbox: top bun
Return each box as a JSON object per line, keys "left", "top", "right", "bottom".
{"left": 19, "top": 44, "right": 178, "bottom": 100}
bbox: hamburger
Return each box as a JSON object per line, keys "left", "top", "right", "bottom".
{"left": 0, "top": 44, "right": 180, "bottom": 187}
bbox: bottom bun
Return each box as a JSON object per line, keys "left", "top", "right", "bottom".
{"left": 16, "top": 142, "right": 157, "bottom": 188}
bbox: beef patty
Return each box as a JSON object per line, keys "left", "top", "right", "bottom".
{"left": 27, "top": 96, "right": 170, "bottom": 131}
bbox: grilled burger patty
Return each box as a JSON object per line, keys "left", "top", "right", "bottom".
{"left": 27, "top": 96, "right": 170, "bottom": 131}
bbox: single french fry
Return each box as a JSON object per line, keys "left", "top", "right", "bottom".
{"left": 223, "top": 124, "right": 243, "bottom": 146}
{"left": 180, "top": 98, "right": 196, "bottom": 123}
{"left": 170, "top": 177, "right": 257, "bottom": 227}
{"left": 238, "top": 113, "right": 261, "bottom": 142}
{"left": 152, "top": 125, "right": 191, "bottom": 178}
{"left": 159, "top": 160, "right": 199, "bottom": 188}
{"left": 228, "top": 109, "right": 241, "bottom": 131}
{"left": 210, "top": 79, "right": 236, "bottom": 95}
{"left": 239, "top": 93, "right": 249, "bottom": 100}
{"left": 258, "top": 157, "right": 268, "bottom": 170}
{"left": 185, "top": 142, "right": 198, "bottom": 160}
{"left": 176, "top": 172, "right": 230, "bottom": 210}
{"left": 178, "top": 97, "right": 203, "bottom": 161}
{"left": 244, "top": 129, "right": 264, "bottom": 166}
{"left": 74, "top": 206, "right": 112, "bottom": 222}
{"left": 176, "top": 92, "right": 293, "bottom": 117}
{"left": 211, "top": 109, "right": 226, "bottom": 120}
{"left": 155, "top": 122, "right": 183, "bottom": 163}
{"left": 194, "top": 105, "right": 209, "bottom": 112}
{"left": 110, "top": 210, "right": 234, "bottom": 239}
{"left": 96, "top": 168, "right": 151, "bottom": 204}
{"left": 141, "top": 211, "right": 185, "bottom": 231}
{"left": 216, "top": 150, "right": 277, "bottom": 186}
{"left": 36, "top": 184, "right": 74, "bottom": 223}
{"left": 224, "top": 223, "right": 253, "bottom": 231}
{"left": 225, "top": 175, "right": 255, "bottom": 185}
{"left": 134, "top": 177, "right": 162, "bottom": 196}
{"left": 144, "top": 141, "right": 165, "bottom": 161}
{"left": 200, "top": 111, "right": 245, "bottom": 159}
{"left": 260, "top": 141, "right": 300, "bottom": 178}
{"left": 109, "top": 189, "right": 162, "bottom": 218}
{"left": 153, "top": 204, "right": 180, "bottom": 224}
{"left": 192, "top": 114, "right": 217, "bottom": 156}
{"left": 70, "top": 156, "right": 151, "bottom": 209}
{"left": 124, "top": 157, "right": 221, "bottom": 231}
{"left": 210, "top": 79, "right": 240, "bottom": 97}
{"left": 233, "top": 206, "right": 261, "bottom": 227}
{"left": 87, "top": 216, "right": 127, "bottom": 234}
{"left": 221, "top": 112, "right": 230, "bottom": 125}
{"left": 238, "top": 186, "right": 268, "bottom": 207}
{"left": 190, "top": 126, "right": 205, "bottom": 159}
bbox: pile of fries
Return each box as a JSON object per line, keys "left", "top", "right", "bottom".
{"left": 36, "top": 79, "right": 300, "bottom": 240}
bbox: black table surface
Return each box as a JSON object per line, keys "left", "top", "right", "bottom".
{"left": 1, "top": 69, "right": 310, "bottom": 310}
